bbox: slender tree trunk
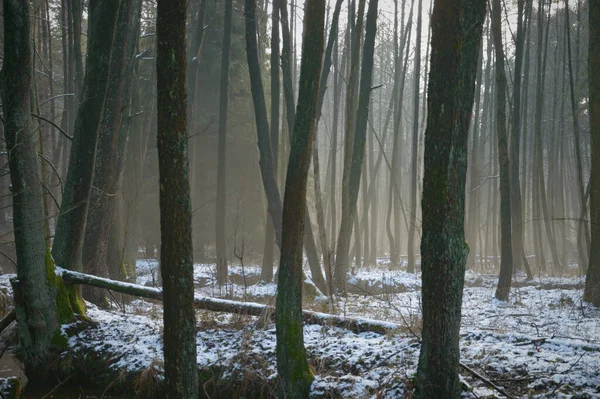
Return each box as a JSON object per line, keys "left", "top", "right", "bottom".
{"left": 407, "top": 0, "right": 422, "bottom": 273}
{"left": 261, "top": 4, "right": 281, "bottom": 283}
{"left": 387, "top": 0, "right": 413, "bottom": 268}
{"left": 533, "top": 0, "right": 562, "bottom": 270}
{"left": 466, "top": 36, "right": 485, "bottom": 269}
{"left": 275, "top": 0, "right": 325, "bottom": 395}
{"left": 244, "top": 0, "right": 284, "bottom": 248}
{"left": 276, "top": 0, "right": 328, "bottom": 292}
{"left": 415, "top": 0, "right": 486, "bottom": 396}
{"left": 565, "top": 0, "right": 590, "bottom": 270}
{"left": 216, "top": 0, "right": 233, "bottom": 286}
{"left": 329, "top": 35, "right": 341, "bottom": 281}
{"left": 71, "top": 0, "right": 84, "bottom": 93}
{"left": 334, "top": 0, "right": 378, "bottom": 291}
{"left": 510, "top": 0, "right": 528, "bottom": 276}
{"left": 584, "top": 0, "right": 600, "bottom": 306}
{"left": 491, "top": 0, "right": 513, "bottom": 301}
{"left": 156, "top": 0, "right": 198, "bottom": 396}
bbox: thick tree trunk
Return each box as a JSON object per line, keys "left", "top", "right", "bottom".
{"left": 415, "top": 0, "right": 486, "bottom": 397}
{"left": 491, "top": 0, "right": 513, "bottom": 301}
{"left": 275, "top": 0, "right": 325, "bottom": 395}
{"left": 156, "top": 0, "right": 198, "bottom": 396}
{"left": 584, "top": 0, "right": 600, "bottom": 306}
{"left": 52, "top": 0, "right": 120, "bottom": 276}
{"left": 82, "top": 0, "right": 141, "bottom": 306}
{"left": 216, "top": 0, "right": 233, "bottom": 286}
{"left": 1, "top": 0, "right": 58, "bottom": 379}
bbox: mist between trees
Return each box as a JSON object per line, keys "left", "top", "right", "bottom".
{"left": 0, "top": 0, "right": 599, "bottom": 397}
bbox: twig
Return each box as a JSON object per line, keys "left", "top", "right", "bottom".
{"left": 547, "top": 354, "right": 585, "bottom": 398}
{"left": 31, "top": 113, "right": 72, "bottom": 141}
{"left": 459, "top": 362, "right": 514, "bottom": 399}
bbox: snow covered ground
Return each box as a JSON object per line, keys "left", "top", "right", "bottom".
{"left": 55, "top": 260, "right": 600, "bottom": 398}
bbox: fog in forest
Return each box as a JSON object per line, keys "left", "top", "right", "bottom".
{"left": 0, "top": 0, "right": 598, "bottom": 397}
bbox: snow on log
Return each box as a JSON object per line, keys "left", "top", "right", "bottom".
{"left": 57, "top": 267, "right": 400, "bottom": 334}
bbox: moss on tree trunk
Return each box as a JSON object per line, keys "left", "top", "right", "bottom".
{"left": 275, "top": 0, "right": 326, "bottom": 396}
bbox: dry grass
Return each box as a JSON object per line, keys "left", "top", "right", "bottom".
{"left": 133, "top": 358, "right": 163, "bottom": 399}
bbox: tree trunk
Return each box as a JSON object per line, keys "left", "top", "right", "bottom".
{"left": 584, "top": 0, "right": 600, "bottom": 306}
{"left": 334, "top": 0, "right": 378, "bottom": 291}
{"left": 52, "top": 0, "right": 120, "bottom": 277}
{"left": 565, "top": 0, "right": 590, "bottom": 270}
{"left": 216, "top": 0, "right": 233, "bottom": 286}
{"left": 415, "top": 0, "right": 486, "bottom": 397}
{"left": 466, "top": 36, "right": 485, "bottom": 269}
{"left": 1, "top": 0, "right": 58, "bottom": 379}
{"left": 244, "top": 0, "right": 284, "bottom": 248}
{"left": 510, "top": 0, "right": 528, "bottom": 277}
{"left": 491, "top": 0, "right": 513, "bottom": 301}
{"left": 156, "top": 0, "right": 198, "bottom": 396}
{"left": 407, "top": 0, "right": 422, "bottom": 274}
{"left": 261, "top": 3, "right": 281, "bottom": 283}
{"left": 71, "top": 0, "right": 84, "bottom": 94}
{"left": 275, "top": 0, "right": 325, "bottom": 395}
{"left": 82, "top": 0, "right": 141, "bottom": 306}
{"left": 276, "top": 0, "right": 328, "bottom": 292}
{"left": 387, "top": 0, "right": 413, "bottom": 269}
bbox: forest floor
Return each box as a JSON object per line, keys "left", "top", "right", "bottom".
{"left": 1, "top": 258, "right": 600, "bottom": 398}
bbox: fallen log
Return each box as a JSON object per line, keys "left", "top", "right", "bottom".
{"left": 57, "top": 267, "right": 399, "bottom": 334}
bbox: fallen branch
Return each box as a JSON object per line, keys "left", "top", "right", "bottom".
{"left": 459, "top": 362, "right": 514, "bottom": 399}
{"left": 57, "top": 268, "right": 399, "bottom": 334}
{"left": 514, "top": 337, "right": 547, "bottom": 347}
{"left": 0, "top": 309, "right": 16, "bottom": 335}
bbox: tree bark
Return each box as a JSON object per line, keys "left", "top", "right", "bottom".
{"left": 82, "top": 0, "right": 141, "bottom": 306}
{"left": 275, "top": 0, "right": 325, "bottom": 395}
{"left": 216, "top": 0, "right": 233, "bottom": 286}
{"left": 244, "top": 0, "right": 284, "bottom": 248}
{"left": 52, "top": 0, "right": 120, "bottom": 276}
{"left": 276, "top": 0, "right": 328, "bottom": 292}
{"left": 71, "top": 0, "right": 84, "bottom": 94}
{"left": 156, "top": 0, "right": 198, "bottom": 396}
{"left": 1, "top": 0, "right": 57, "bottom": 378}
{"left": 491, "top": 0, "right": 513, "bottom": 301}
{"left": 584, "top": 0, "right": 600, "bottom": 306}
{"left": 334, "top": 0, "right": 378, "bottom": 291}
{"left": 261, "top": 3, "right": 281, "bottom": 283}
{"left": 407, "top": 0, "right": 422, "bottom": 274}
{"left": 565, "top": 0, "right": 590, "bottom": 271}
{"left": 510, "top": 0, "right": 528, "bottom": 276}
{"left": 415, "top": 0, "right": 486, "bottom": 397}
